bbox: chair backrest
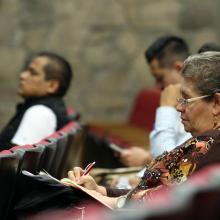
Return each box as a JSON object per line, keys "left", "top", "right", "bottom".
{"left": 81, "top": 132, "right": 125, "bottom": 169}
{"left": 47, "top": 133, "right": 68, "bottom": 178}
{"left": 66, "top": 106, "right": 81, "bottom": 121}
{"left": 59, "top": 121, "right": 77, "bottom": 133}
{"left": 129, "top": 88, "right": 160, "bottom": 130}
{"left": 36, "top": 140, "right": 58, "bottom": 172}
{"left": 10, "top": 145, "right": 45, "bottom": 174}
{"left": 59, "top": 124, "right": 86, "bottom": 178}
{"left": 0, "top": 151, "right": 21, "bottom": 220}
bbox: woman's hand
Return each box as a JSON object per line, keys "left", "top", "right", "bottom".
{"left": 67, "top": 167, "right": 97, "bottom": 190}
{"left": 67, "top": 167, "right": 107, "bottom": 195}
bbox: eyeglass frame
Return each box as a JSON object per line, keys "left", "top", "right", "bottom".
{"left": 177, "top": 94, "right": 212, "bottom": 106}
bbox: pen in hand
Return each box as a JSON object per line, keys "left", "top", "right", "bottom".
{"left": 81, "top": 161, "right": 96, "bottom": 176}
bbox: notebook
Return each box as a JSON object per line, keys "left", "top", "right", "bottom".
{"left": 23, "top": 170, "right": 114, "bottom": 210}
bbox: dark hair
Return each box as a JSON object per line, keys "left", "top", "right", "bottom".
{"left": 145, "top": 36, "right": 189, "bottom": 67}
{"left": 198, "top": 42, "right": 220, "bottom": 53}
{"left": 24, "top": 51, "right": 73, "bottom": 97}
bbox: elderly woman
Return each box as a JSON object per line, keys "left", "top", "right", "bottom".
{"left": 67, "top": 52, "right": 220, "bottom": 209}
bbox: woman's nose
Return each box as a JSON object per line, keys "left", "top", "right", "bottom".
{"left": 176, "top": 102, "right": 185, "bottom": 113}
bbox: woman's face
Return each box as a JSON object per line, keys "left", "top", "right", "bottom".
{"left": 176, "top": 79, "right": 215, "bottom": 136}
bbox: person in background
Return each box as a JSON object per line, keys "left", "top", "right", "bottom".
{"left": 68, "top": 51, "right": 220, "bottom": 209}
{"left": 0, "top": 51, "right": 73, "bottom": 149}
{"left": 198, "top": 42, "right": 220, "bottom": 53}
{"left": 120, "top": 36, "right": 191, "bottom": 167}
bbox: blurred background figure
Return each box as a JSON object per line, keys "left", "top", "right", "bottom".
{"left": 0, "top": 52, "right": 73, "bottom": 149}
{"left": 198, "top": 42, "right": 220, "bottom": 53}
{"left": 120, "top": 36, "right": 192, "bottom": 168}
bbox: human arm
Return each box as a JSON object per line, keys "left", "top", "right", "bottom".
{"left": 66, "top": 167, "right": 131, "bottom": 209}
{"left": 150, "top": 107, "right": 182, "bottom": 156}
{"left": 11, "top": 105, "right": 57, "bottom": 145}
{"left": 84, "top": 189, "right": 119, "bottom": 209}
{"left": 150, "top": 85, "right": 191, "bottom": 157}
{"left": 120, "top": 147, "right": 152, "bottom": 167}
{"left": 66, "top": 167, "right": 130, "bottom": 196}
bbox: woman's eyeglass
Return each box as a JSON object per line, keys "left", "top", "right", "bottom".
{"left": 177, "top": 94, "right": 211, "bottom": 106}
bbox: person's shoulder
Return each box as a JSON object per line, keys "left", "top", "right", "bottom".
{"left": 24, "top": 105, "right": 56, "bottom": 118}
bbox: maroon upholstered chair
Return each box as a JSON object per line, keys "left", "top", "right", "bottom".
{"left": 36, "top": 140, "right": 58, "bottom": 173}
{"left": 47, "top": 132, "right": 68, "bottom": 178}
{"left": 129, "top": 88, "right": 160, "bottom": 130}
{"left": 58, "top": 122, "right": 85, "bottom": 178}
{"left": 84, "top": 88, "right": 160, "bottom": 168}
{"left": 88, "top": 88, "right": 160, "bottom": 150}
{"left": 0, "top": 151, "right": 21, "bottom": 220}
{"left": 10, "top": 144, "right": 45, "bottom": 174}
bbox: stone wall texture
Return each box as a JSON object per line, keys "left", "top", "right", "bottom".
{"left": 0, "top": 0, "right": 220, "bottom": 128}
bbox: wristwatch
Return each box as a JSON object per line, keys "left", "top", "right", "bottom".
{"left": 116, "top": 195, "right": 127, "bottom": 209}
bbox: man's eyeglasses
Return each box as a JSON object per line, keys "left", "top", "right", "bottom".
{"left": 177, "top": 94, "right": 211, "bottom": 106}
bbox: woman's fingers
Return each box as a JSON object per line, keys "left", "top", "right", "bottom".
{"left": 73, "top": 167, "right": 83, "bottom": 180}
{"left": 67, "top": 167, "right": 98, "bottom": 190}
{"left": 77, "top": 175, "right": 92, "bottom": 184}
{"left": 68, "top": 167, "right": 83, "bottom": 182}
{"left": 67, "top": 170, "right": 76, "bottom": 182}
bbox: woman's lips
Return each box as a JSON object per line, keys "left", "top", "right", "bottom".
{"left": 181, "top": 117, "right": 187, "bottom": 122}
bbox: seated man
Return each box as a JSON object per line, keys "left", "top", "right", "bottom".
{"left": 82, "top": 36, "right": 191, "bottom": 188}
{"left": 120, "top": 35, "right": 191, "bottom": 167}
{"left": 0, "top": 52, "right": 73, "bottom": 149}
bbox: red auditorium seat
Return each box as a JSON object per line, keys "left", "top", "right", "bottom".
{"left": 58, "top": 122, "right": 85, "bottom": 178}
{"left": 88, "top": 88, "right": 160, "bottom": 148}
{"left": 0, "top": 150, "right": 11, "bottom": 155}
{"left": 0, "top": 151, "right": 21, "bottom": 220}
{"left": 59, "top": 121, "right": 77, "bottom": 133}
{"left": 47, "top": 132, "right": 68, "bottom": 178}
{"left": 36, "top": 140, "right": 58, "bottom": 173}
{"left": 128, "top": 88, "right": 160, "bottom": 130}
{"left": 10, "top": 145, "right": 45, "bottom": 174}
{"left": 66, "top": 106, "right": 81, "bottom": 121}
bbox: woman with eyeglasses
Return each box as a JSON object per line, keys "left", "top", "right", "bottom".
{"left": 67, "top": 52, "right": 220, "bottom": 209}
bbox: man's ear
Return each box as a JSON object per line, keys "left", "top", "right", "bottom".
{"left": 173, "top": 61, "right": 184, "bottom": 72}
{"left": 213, "top": 93, "right": 220, "bottom": 116}
{"left": 47, "top": 79, "right": 60, "bottom": 95}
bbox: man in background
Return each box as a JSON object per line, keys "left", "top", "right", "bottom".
{"left": 120, "top": 36, "right": 191, "bottom": 166}
{"left": 0, "top": 52, "right": 73, "bottom": 149}
{"left": 198, "top": 42, "right": 220, "bottom": 53}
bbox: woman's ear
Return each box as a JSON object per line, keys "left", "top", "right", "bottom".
{"left": 213, "top": 93, "right": 220, "bottom": 116}
{"left": 47, "top": 79, "right": 60, "bottom": 95}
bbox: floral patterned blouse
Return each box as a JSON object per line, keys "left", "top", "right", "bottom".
{"left": 126, "top": 135, "right": 214, "bottom": 203}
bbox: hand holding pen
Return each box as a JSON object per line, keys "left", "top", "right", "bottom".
{"left": 66, "top": 162, "right": 107, "bottom": 195}
{"left": 66, "top": 162, "right": 98, "bottom": 191}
